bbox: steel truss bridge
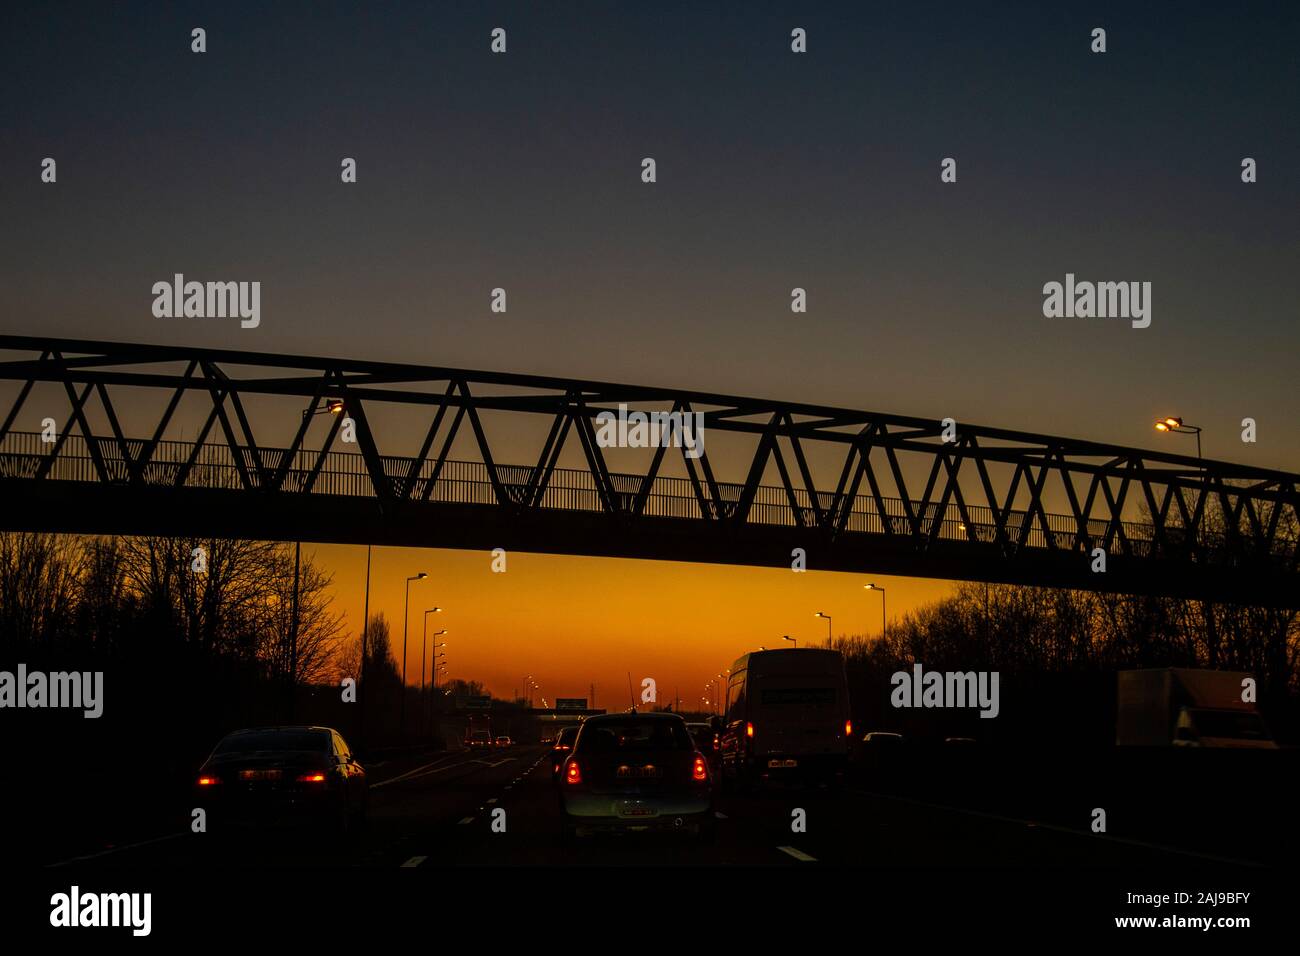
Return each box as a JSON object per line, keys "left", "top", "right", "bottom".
{"left": 0, "top": 336, "right": 1296, "bottom": 607}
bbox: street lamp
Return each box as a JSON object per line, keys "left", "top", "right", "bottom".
{"left": 782, "top": 634, "right": 797, "bottom": 647}
{"left": 864, "top": 583, "right": 886, "bottom": 641}
{"left": 420, "top": 611, "right": 444, "bottom": 701}
{"left": 1154, "top": 416, "right": 1202, "bottom": 459}
{"left": 399, "top": 572, "right": 428, "bottom": 737}
{"left": 302, "top": 398, "right": 345, "bottom": 420}
{"left": 814, "top": 612, "right": 832, "bottom": 644}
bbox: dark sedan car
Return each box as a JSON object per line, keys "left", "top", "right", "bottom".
{"left": 194, "top": 726, "right": 368, "bottom": 833}
{"left": 558, "top": 712, "right": 715, "bottom": 841}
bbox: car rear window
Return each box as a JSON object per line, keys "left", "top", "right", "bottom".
{"left": 215, "top": 730, "right": 331, "bottom": 754}
{"left": 557, "top": 728, "right": 579, "bottom": 744}
{"left": 576, "top": 719, "right": 693, "bottom": 753}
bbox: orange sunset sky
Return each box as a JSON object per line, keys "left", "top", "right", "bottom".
{"left": 312, "top": 544, "right": 956, "bottom": 709}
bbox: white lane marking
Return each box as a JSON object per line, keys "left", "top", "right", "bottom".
{"left": 850, "top": 788, "right": 1259, "bottom": 867}
{"left": 778, "top": 846, "right": 817, "bottom": 862}
{"left": 486, "top": 797, "right": 497, "bottom": 804}
{"left": 714, "top": 812, "right": 728, "bottom": 819}
{"left": 48, "top": 832, "right": 186, "bottom": 867}
{"left": 400, "top": 856, "right": 427, "bottom": 867}
{"left": 372, "top": 753, "right": 464, "bottom": 789}
{"left": 470, "top": 758, "right": 514, "bottom": 768}
{"left": 458, "top": 817, "right": 474, "bottom": 825}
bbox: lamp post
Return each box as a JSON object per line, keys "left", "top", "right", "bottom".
{"left": 864, "top": 584, "right": 886, "bottom": 641}
{"left": 420, "top": 609, "right": 444, "bottom": 731}
{"left": 814, "top": 612, "right": 832, "bottom": 644}
{"left": 399, "top": 572, "right": 428, "bottom": 737}
{"left": 782, "top": 634, "right": 797, "bottom": 647}
{"left": 420, "top": 611, "right": 443, "bottom": 701}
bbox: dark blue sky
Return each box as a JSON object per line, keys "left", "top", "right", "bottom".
{"left": 3, "top": 0, "right": 1297, "bottom": 468}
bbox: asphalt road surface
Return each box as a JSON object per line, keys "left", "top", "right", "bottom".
{"left": 52, "top": 744, "right": 1246, "bottom": 868}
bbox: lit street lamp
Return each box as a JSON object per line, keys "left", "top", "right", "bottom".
{"left": 782, "top": 634, "right": 797, "bottom": 647}
{"left": 864, "top": 583, "right": 886, "bottom": 641}
{"left": 814, "top": 612, "right": 832, "bottom": 644}
{"left": 1154, "top": 416, "right": 1202, "bottom": 460}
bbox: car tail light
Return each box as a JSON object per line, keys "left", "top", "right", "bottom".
{"left": 746, "top": 722, "right": 754, "bottom": 738}
{"left": 197, "top": 775, "right": 220, "bottom": 786}
{"left": 845, "top": 720, "right": 853, "bottom": 737}
{"left": 297, "top": 772, "right": 328, "bottom": 784}
{"left": 712, "top": 734, "right": 720, "bottom": 751}
{"left": 564, "top": 759, "right": 582, "bottom": 785}
{"left": 693, "top": 756, "right": 708, "bottom": 781}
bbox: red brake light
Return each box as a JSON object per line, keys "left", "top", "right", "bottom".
{"left": 845, "top": 720, "right": 853, "bottom": 737}
{"left": 693, "top": 756, "right": 708, "bottom": 781}
{"left": 564, "top": 759, "right": 582, "bottom": 785}
{"left": 297, "top": 772, "right": 327, "bottom": 783}
{"left": 712, "top": 734, "right": 720, "bottom": 751}
{"left": 197, "top": 775, "right": 220, "bottom": 786}
{"left": 746, "top": 722, "right": 754, "bottom": 738}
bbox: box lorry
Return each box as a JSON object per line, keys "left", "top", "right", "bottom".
{"left": 1116, "top": 668, "right": 1276, "bottom": 748}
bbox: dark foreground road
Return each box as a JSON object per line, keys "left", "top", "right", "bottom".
{"left": 54, "top": 744, "right": 1247, "bottom": 869}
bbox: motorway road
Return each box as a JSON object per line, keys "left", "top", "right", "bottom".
{"left": 56, "top": 745, "right": 1243, "bottom": 868}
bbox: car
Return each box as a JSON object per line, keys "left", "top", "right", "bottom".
{"left": 685, "top": 721, "right": 722, "bottom": 780}
{"left": 466, "top": 728, "right": 493, "bottom": 751}
{"left": 495, "top": 736, "right": 512, "bottom": 748}
{"left": 550, "top": 725, "right": 581, "bottom": 782}
{"left": 861, "top": 731, "right": 904, "bottom": 744}
{"left": 194, "top": 725, "right": 368, "bottom": 833}
{"left": 558, "top": 712, "right": 715, "bottom": 841}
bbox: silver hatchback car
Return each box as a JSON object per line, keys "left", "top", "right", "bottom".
{"left": 558, "top": 712, "right": 715, "bottom": 841}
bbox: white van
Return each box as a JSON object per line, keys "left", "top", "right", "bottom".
{"left": 720, "top": 648, "right": 851, "bottom": 788}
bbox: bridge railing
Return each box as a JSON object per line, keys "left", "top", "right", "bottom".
{"left": 1, "top": 431, "right": 1291, "bottom": 565}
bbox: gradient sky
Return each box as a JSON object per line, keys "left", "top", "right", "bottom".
{"left": 3, "top": 2, "right": 1296, "bottom": 700}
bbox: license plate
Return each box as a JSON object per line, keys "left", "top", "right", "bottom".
{"left": 620, "top": 807, "right": 655, "bottom": 817}
{"left": 767, "top": 759, "right": 798, "bottom": 768}
{"left": 239, "top": 769, "right": 282, "bottom": 781}
{"left": 616, "top": 765, "right": 661, "bottom": 778}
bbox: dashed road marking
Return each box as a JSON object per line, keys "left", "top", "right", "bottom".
{"left": 777, "top": 846, "right": 817, "bottom": 862}
{"left": 400, "top": 856, "right": 427, "bottom": 867}
{"left": 714, "top": 812, "right": 728, "bottom": 819}
{"left": 48, "top": 832, "right": 186, "bottom": 867}
{"left": 372, "top": 754, "right": 464, "bottom": 789}
{"left": 458, "top": 817, "right": 474, "bottom": 825}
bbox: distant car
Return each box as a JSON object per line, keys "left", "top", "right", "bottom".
{"left": 495, "top": 736, "right": 512, "bottom": 748}
{"left": 861, "top": 731, "right": 904, "bottom": 744}
{"left": 686, "top": 722, "right": 722, "bottom": 780}
{"left": 194, "top": 726, "right": 368, "bottom": 833}
{"left": 551, "top": 725, "right": 581, "bottom": 782}
{"left": 558, "top": 712, "right": 715, "bottom": 841}
{"left": 466, "top": 729, "right": 493, "bottom": 751}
